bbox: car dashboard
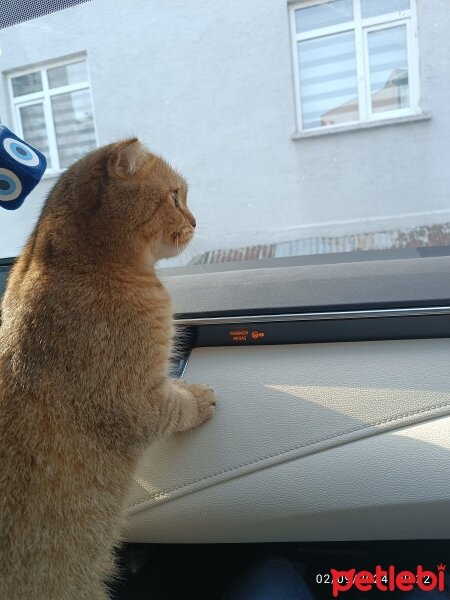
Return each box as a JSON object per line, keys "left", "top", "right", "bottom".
{"left": 123, "top": 251, "right": 450, "bottom": 543}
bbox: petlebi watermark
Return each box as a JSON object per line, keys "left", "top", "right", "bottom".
{"left": 316, "top": 563, "right": 447, "bottom": 597}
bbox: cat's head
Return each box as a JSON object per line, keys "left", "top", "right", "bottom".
{"left": 108, "top": 138, "right": 196, "bottom": 261}
{"left": 45, "top": 138, "right": 196, "bottom": 266}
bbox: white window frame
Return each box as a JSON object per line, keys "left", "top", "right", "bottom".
{"left": 7, "top": 54, "right": 98, "bottom": 175}
{"left": 289, "top": 0, "right": 420, "bottom": 133}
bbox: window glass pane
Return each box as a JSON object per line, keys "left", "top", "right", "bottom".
{"left": 47, "top": 60, "right": 88, "bottom": 89}
{"left": 361, "top": 0, "right": 410, "bottom": 19}
{"left": 295, "top": 0, "right": 353, "bottom": 34}
{"left": 368, "top": 25, "right": 409, "bottom": 114}
{"left": 11, "top": 72, "right": 42, "bottom": 97}
{"left": 19, "top": 103, "right": 52, "bottom": 168}
{"left": 298, "top": 31, "right": 358, "bottom": 129}
{"left": 51, "top": 89, "right": 96, "bottom": 168}
{"left": 0, "top": 3, "right": 435, "bottom": 267}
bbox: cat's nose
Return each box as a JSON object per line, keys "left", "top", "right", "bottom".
{"left": 189, "top": 216, "right": 196, "bottom": 229}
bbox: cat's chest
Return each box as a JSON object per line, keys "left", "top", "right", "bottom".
{"left": 134, "top": 284, "right": 171, "bottom": 313}
{"left": 128, "top": 285, "right": 173, "bottom": 333}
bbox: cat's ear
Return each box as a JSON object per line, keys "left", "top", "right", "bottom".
{"left": 108, "top": 138, "right": 145, "bottom": 177}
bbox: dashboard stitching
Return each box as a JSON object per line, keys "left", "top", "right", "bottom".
{"left": 129, "top": 400, "right": 450, "bottom": 508}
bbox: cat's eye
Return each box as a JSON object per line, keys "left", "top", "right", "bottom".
{"left": 172, "top": 191, "right": 180, "bottom": 209}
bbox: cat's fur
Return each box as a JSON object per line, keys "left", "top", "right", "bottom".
{"left": 0, "top": 139, "right": 216, "bottom": 600}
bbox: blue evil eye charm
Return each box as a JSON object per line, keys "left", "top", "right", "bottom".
{"left": 0, "top": 168, "right": 22, "bottom": 202}
{"left": 0, "top": 125, "right": 47, "bottom": 211}
{"left": 3, "top": 138, "right": 41, "bottom": 167}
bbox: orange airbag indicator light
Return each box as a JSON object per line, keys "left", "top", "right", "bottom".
{"left": 251, "top": 331, "right": 265, "bottom": 340}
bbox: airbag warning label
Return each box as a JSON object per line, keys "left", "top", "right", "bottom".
{"left": 229, "top": 329, "right": 265, "bottom": 342}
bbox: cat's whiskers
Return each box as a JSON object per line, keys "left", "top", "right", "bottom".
{"left": 182, "top": 247, "right": 193, "bottom": 264}
{"left": 175, "top": 233, "right": 183, "bottom": 266}
{"left": 187, "top": 236, "right": 207, "bottom": 257}
{"left": 181, "top": 241, "right": 211, "bottom": 273}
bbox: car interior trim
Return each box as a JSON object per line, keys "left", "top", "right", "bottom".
{"left": 175, "top": 305, "right": 450, "bottom": 326}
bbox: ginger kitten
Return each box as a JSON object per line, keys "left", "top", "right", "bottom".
{"left": 0, "top": 139, "right": 216, "bottom": 600}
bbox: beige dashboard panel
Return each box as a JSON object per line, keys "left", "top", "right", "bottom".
{"left": 124, "top": 339, "right": 450, "bottom": 542}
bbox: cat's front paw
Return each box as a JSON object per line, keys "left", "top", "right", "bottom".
{"left": 188, "top": 383, "right": 217, "bottom": 425}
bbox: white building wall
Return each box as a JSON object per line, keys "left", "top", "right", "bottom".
{"left": 0, "top": 0, "right": 449, "bottom": 260}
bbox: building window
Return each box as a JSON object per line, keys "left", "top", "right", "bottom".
{"left": 289, "top": 0, "right": 419, "bottom": 132}
{"left": 7, "top": 56, "right": 97, "bottom": 172}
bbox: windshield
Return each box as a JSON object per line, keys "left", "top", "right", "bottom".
{"left": 0, "top": 0, "right": 447, "bottom": 270}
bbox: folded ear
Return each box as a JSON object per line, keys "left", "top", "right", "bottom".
{"left": 108, "top": 138, "right": 145, "bottom": 177}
